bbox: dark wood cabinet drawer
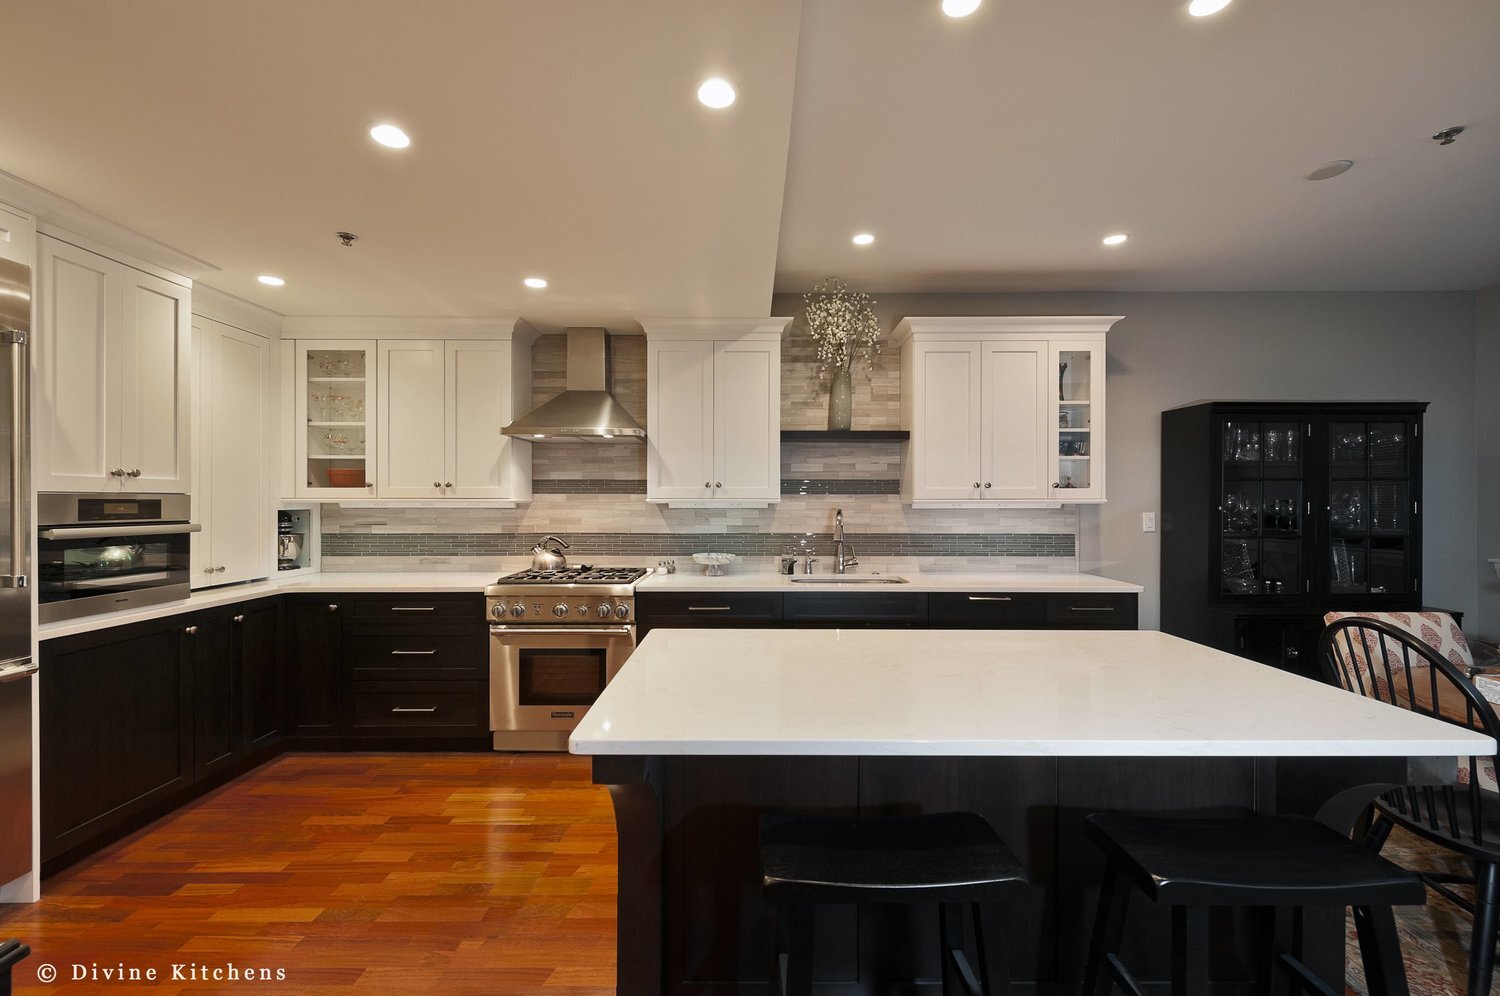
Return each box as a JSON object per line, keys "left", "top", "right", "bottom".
{"left": 1044, "top": 593, "right": 1139, "bottom": 629}
{"left": 350, "top": 594, "right": 482, "bottom": 624}
{"left": 345, "top": 633, "right": 486, "bottom": 680}
{"left": 929, "top": 592, "right": 1046, "bottom": 628}
{"left": 637, "top": 592, "right": 782, "bottom": 637}
{"left": 782, "top": 592, "right": 927, "bottom": 625}
{"left": 348, "top": 681, "right": 486, "bottom": 735}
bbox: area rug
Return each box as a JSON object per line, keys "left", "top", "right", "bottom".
{"left": 1345, "top": 826, "right": 1477, "bottom": 995}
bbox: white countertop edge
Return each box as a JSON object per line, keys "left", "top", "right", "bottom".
{"left": 635, "top": 571, "right": 1144, "bottom": 593}
{"left": 570, "top": 738, "right": 1493, "bottom": 758}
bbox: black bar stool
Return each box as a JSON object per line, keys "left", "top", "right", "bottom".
{"left": 759, "top": 811, "right": 1028, "bottom": 995}
{"left": 1081, "top": 812, "right": 1425, "bottom": 995}
{"left": 0, "top": 939, "right": 30, "bottom": 996}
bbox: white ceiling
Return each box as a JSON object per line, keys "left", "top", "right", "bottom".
{"left": 0, "top": 0, "right": 1496, "bottom": 320}
{"left": 775, "top": 0, "right": 1500, "bottom": 294}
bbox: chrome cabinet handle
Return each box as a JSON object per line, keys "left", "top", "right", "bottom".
{"left": 1068, "top": 606, "right": 1117, "bottom": 612}
{"left": 489, "top": 625, "right": 633, "bottom": 636}
{"left": 687, "top": 605, "right": 732, "bottom": 612}
{"left": 109, "top": 467, "right": 124, "bottom": 477}
{"left": 1052, "top": 482, "right": 1062, "bottom": 488}
{"left": 232, "top": 615, "right": 244, "bottom": 623}
{"left": 0, "top": 660, "right": 37, "bottom": 683}
{"left": 973, "top": 482, "right": 980, "bottom": 488}
{"left": 391, "top": 606, "right": 436, "bottom": 612}
{"left": 184, "top": 625, "right": 198, "bottom": 635}
{"left": 984, "top": 482, "right": 991, "bottom": 489}
{"left": 391, "top": 649, "right": 437, "bottom": 655}
{"left": 967, "top": 595, "right": 1012, "bottom": 602}
{"left": 391, "top": 706, "right": 438, "bottom": 714}
{"left": 40, "top": 523, "right": 201, "bottom": 540}
{"left": 127, "top": 468, "right": 141, "bottom": 477}
{"left": 328, "top": 603, "right": 339, "bottom": 612}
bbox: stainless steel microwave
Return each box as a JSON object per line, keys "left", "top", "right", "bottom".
{"left": 37, "top": 493, "right": 199, "bottom": 623}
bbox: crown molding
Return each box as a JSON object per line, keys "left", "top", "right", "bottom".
{"left": 280, "top": 315, "right": 525, "bottom": 339}
{"left": 639, "top": 317, "right": 794, "bottom": 340}
{"left": 0, "top": 168, "right": 217, "bottom": 282}
{"left": 191, "top": 284, "right": 284, "bottom": 337}
{"left": 892, "top": 315, "right": 1124, "bottom": 347}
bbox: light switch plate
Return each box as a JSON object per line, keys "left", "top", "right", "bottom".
{"left": 1142, "top": 512, "right": 1157, "bottom": 533}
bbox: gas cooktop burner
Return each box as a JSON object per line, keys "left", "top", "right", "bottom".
{"left": 495, "top": 566, "right": 650, "bottom": 585}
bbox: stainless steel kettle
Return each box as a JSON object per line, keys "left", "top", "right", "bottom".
{"left": 530, "top": 535, "right": 570, "bottom": 572}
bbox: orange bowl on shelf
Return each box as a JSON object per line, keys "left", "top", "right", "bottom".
{"left": 326, "top": 467, "right": 365, "bottom": 488}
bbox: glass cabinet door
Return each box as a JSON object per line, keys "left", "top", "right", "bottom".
{"left": 1218, "top": 418, "right": 1305, "bottom": 598}
{"left": 1327, "top": 420, "right": 1414, "bottom": 597}
{"left": 295, "top": 340, "right": 377, "bottom": 498}
{"left": 1052, "top": 341, "right": 1105, "bottom": 501}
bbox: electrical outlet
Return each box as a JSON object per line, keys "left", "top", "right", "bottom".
{"left": 1142, "top": 512, "right": 1157, "bottom": 533}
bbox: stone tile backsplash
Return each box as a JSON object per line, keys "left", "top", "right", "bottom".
{"left": 320, "top": 328, "right": 1081, "bottom": 573}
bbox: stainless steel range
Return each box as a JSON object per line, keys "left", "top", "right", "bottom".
{"left": 486, "top": 565, "right": 648, "bottom": 751}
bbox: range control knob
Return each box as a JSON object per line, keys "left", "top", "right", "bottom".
{"left": 552, "top": 603, "right": 570, "bottom": 618}
{"left": 596, "top": 603, "right": 612, "bottom": 619}
{"left": 490, "top": 602, "right": 506, "bottom": 619}
{"left": 510, "top": 603, "right": 526, "bottom": 618}
{"left": 615, "top": 603, "right": 630, "bottom": 620}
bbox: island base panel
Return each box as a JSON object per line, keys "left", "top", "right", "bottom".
{"left": 597, "top": 754, "right": 1415, "bottom": 994}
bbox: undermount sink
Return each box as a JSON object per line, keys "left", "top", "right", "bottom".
{"left": 788, "top": 575, "right": 910, "bottom": 584}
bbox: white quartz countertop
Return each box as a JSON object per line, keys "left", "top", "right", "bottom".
{"left": 570, "top": 628, "right": 1494, "bottom": 758}
{"left": 38, "top": 570, "right": 1138, "bottom": 640}
{"left": 37, "top": 572, "right": 499, "bottom": 640}
{"left": 635, "top": 571, "right": 1143, "bottom": 593}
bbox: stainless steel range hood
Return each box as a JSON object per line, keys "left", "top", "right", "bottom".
{"left": 502, "top": 328, "right": 645, "bottom": 441}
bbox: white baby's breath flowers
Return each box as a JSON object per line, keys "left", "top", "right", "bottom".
{"left": 802, "top": 277, "right": 881, "bottom": 381}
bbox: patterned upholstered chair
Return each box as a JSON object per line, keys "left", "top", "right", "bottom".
{"left": 1320, "top": 612, "right": 1500, "bottom": 995}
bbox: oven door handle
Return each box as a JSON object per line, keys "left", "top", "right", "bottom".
{"left": 489, "top": 625, "right": 634, "bottom": 637}
{"left": 38, "top": 523, "right": 202, "bottom": 540}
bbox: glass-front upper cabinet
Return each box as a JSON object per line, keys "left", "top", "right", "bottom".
{"left": 1217, "top": 417, "right": 1308, "bottom": 598}
{"left": 1052, "top": 341, "right": 1106, "bottom": 501}
{"left": 294, "top": 340, "right": 377, "bottom": 499}
{"left": 1327, "top": 419, "right": 1416, "bottom": 597}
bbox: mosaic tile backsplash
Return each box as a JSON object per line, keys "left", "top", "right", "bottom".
{"left": 321, "top": 330, "right": 1081, "bottom": 574}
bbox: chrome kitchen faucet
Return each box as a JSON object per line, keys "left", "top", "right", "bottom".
{"left": 833, "top": 508, "right": 859, "bottom": 574}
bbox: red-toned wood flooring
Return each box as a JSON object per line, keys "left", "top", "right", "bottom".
{"left": 0, "top": 753, "right": 616, "bottom": 995}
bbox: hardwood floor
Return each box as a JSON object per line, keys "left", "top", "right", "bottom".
{"left": 0, "top": 753, "right": 616, "bottom": 995}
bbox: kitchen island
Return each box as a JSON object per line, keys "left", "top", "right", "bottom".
{"left": 572, "top": 628, "right": 1492, "bottom": 995}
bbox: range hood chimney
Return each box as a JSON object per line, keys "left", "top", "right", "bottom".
{"left": 501, "top": 328, "right": 645, "bottom": 441}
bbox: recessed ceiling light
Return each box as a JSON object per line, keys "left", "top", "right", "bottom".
{"left": 532, "top": 434, "right": 545, "bottom": 439}
{"left": 1102, "top": 233, "right": 1129, "bottom": 246}
{"left": 257, "top": 274, "right": 285, "bottom": 286}
{"left": 1187, "top": 0, "right": 1232, "bottom": 16}
{"left": 697, "top": 78, "right": 736, "bottom": 109}
{"left": 852, "top": 232, "right": 876, "bottom": 246}
{"left": 524, "top": 277, "right": 548, "bottom": 289}
{"left": 369, "top": 123, "right": 410, "bottom": 149}
{"left": 1305, "top": 160, "right": 1354, "bottom": 181}
{"left": 942, "top": 0, "right": 982, "bottom": 16}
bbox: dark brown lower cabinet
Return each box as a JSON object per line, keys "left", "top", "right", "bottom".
{"left": 190, "top": 611, "right": 239, "bottom": 782}
{"left": 239, "top": 599, "right": 286, "bottom": 755}
{"left": 286, "top": 596, "right": 344, "bottom": 739}
{"left": 41, "top": 616, "right": 194, "bottom": 869}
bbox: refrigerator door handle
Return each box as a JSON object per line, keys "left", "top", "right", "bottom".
{"left": 1, "top": 328, "right": 25, "bottom": 591}
{"left": 0, "top": 659, "right": 36, "bottom": 683}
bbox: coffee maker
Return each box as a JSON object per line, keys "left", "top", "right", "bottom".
{"left": 277, "top": 510, "right": 305, "bottom": 571}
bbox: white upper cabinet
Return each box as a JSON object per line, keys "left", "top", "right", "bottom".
{"left": 34, "top": 235, "right": 191, "bottom": 493}
{"left": 643, "top": 319, "right": 789, "bottom": 507}
{"left": 192, "top": 316, "right": 273, "bottom": 587}
{"left": 293, "top": 340, "right": 377, "bottom": 499}
{"left": 444, "top": 338, "right": 530, "bottom": 500}
{"left": 378, "top": 340, "right": 446, "bottom": 498}
{"left": 895, "top": 316, "right": 1121, "bottom": 506}
{"left": 0, "top": 203, "right": 34, "bottom": 268}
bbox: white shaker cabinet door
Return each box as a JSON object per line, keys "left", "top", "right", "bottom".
{"left": 910, "top": 342, "right": 983, "bottom": 501}
{"left": 118, "top": 267, "right": 191, "bottom": 492}
{"left": 981, "top": 340, "right": 1049, "bottom": 501}
{"left": 646, "top": 340, "right": 715, "bottom": 501}
{"left": 33, "top": 237, "right": 121, "bottom": 491}
{"left": 445, "top": 339, "right": 526, "bottom": 498}
{"left": 378, "top": 340, "right": 447, "bottom": 498}
{"left": 712, "top": 340, "right": 778, "bottom": 501}
{"left": 207, "top": 324, "right": 272, "bottom": 583}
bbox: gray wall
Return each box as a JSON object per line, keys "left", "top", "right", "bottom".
{"left": 1479, "top": 284, "right": 1500, "bottom": 637}
{"left": 775, "top": 290, "right": 1480, "bottom": 631}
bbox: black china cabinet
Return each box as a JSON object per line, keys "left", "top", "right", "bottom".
{"left": 1161, "top": 401, "right": 1432, "bottom": 678}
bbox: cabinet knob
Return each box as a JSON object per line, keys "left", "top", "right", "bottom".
{"left": 1052, "top": 482, "right": 1062, "bottom": 488}
{"left": 216, "top": 565, "right": 226, "bottom": 573}
{"left": 715, "top": 482, "right": 722, "bottom": 488}
{"left": 984, "top": 482, "right": 991, "bottom": 489}
{"left": 704, "top": 482, "right": 711, "bottom": 489}
{"left": 327, "top": 603, "right": 339, "bottom": 613}
{"left": 973, "top": 482, "right": 980, "bottom": 489}
{"left": 232, "top": 614, "right": 244, "bottom": 624}
{"left": 433, "top": 481, "right": 441, "bottom": 489}
{"left": 110, "top": 468, "right": 125, "bottom": 477}
{"left": 444, "top": 482, "right": 452, "bottom": 488}
{"left": 127, "top": 468, "right": 141, "bottom": 478}
{"left": 203, "top": 567, "right": 214, "bottom": 574}
{"left": 183, "top": 625, "right": 198, "bottom": 635}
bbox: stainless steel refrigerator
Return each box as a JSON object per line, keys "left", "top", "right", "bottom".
{"left": 0, "top": 256, "right": 33, "bottom": 887}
